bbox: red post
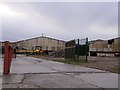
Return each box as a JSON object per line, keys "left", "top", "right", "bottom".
{"left": 3, "top": 41, "right": 10, "bottom": 74}
{"left": 8, "top": 47, "right": 13, "bottom": 71}
{"left": 3, "top": 41, "right": 13, "bottom": 74}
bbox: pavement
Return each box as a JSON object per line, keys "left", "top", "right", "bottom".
{"left": 0, "top": 54, "right": 119, "bottom": 89}
{"left": 0, "top": 54, "right": 3, "bottom": 90}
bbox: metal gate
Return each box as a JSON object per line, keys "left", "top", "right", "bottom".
{"left": 65, "top": 38, "right": 89, "bottom": 62}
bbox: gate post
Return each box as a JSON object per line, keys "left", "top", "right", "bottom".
{"left": 3, "top": 41, "right": 10, "bottom": 74}
{"left": 3, "top": 41, "right": 13, "bottom": 74}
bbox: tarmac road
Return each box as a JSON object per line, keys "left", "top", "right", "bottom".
{"left": 1, "top": 55, "right": 119, "bottom": 89}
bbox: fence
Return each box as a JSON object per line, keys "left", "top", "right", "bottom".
{"left": 65, "top": 38, "right": 89, "bottom": 62}
{"left": 3, "top": 41, "right": 14, "bottom": 74}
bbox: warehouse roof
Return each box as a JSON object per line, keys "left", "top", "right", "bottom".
{"left": 15, "top": 36, "right": 65, "bottom": 43}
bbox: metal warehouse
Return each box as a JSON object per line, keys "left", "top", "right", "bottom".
{"left": 89, "top": 37, "right": 120, "bottom": 56}
{"left": 12, "top": 36, "right": 65, "bottom": 51}
{"left": 1, "top": 37, "right": 120, "bottom": 56}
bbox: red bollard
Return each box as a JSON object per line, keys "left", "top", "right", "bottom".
{"left": 8, "top": 47, "right": 13, "bottom": 72}
{"left": 3, "top": 41, "right": 13, "bottom": 74}
{"left": 3, "top": 41, "right": 10, "bottom": 74}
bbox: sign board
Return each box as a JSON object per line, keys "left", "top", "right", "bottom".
{"left": 65, "top": 40, "right": 75, "bottom": 47}
{"left": 65, "top": 38, "right": 89, "bottom": 62}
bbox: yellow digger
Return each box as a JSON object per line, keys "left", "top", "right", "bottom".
{"left": 34, "top": 46, "right": 44, "bottom": 55}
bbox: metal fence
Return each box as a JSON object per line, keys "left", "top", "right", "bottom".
{"left": 65, "top": 38, "right": 89, "bottom": 62}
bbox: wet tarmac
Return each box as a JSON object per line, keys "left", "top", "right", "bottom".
{"left": 1, "top": 55, "right": 119, "bottom": 89}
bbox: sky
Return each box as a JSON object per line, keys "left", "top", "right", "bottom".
{"left": 0, "top": 1, "right": 118, "bottom": 42}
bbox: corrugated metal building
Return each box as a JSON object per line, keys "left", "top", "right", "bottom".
{"left": 89, "top": 37, "right": 120, "bottom": 56}
{"left": 13, "top": 36, "right": 65, "bottom": 51}
{"left": 1, "top": 37, "right": 120, "bottom": 56}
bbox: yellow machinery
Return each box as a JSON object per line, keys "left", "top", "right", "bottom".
{"left": 16, "top": 46, "right": 44, "bottom": 55}
{"left": 34, "top": 46, "right": 44, "bottom": 55}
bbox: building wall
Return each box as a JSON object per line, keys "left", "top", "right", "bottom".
{"left": 15, "top": 36, "right": 65, "bottom": 51}
{"left": 89, "top": 37, "right": 120, "bottom": 52}
{"left": 110, "top": 38, "right": 120, "bottom": 52}
{"left": 38, "top": 37, "right": 65, "bottom": 50}
{"left": 89, "top": 40, "right": 108, "bottom": 51}
{"left": 24, "top": 38, "right": 38, "bottom": 50}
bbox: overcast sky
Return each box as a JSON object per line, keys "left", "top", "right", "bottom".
{"left": 0, "top": 2, "right": 118, "bottom": 42}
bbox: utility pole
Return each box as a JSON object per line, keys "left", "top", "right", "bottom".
{"left": 77, "top": 39, "right": 79, "bottom": 59}
{"left": 86, "top": 38, "right": 88, "bottom": 62}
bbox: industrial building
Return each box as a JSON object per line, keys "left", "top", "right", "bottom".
{"left": 1, "top": 36, "right": 120, "bottom": 56}
{"left": 89, "top": 37, "right": 120, "bottom": 56}
{"left": 12, "top": 36, "right": 65, "bottom": 51}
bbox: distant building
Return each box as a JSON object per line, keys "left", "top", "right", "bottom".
{"left": 1, "top": 37, "right": 120, "bottom": 56}
{"left": 12, "top": 36, "right": 65, "bottom": 51}
{"left": 89, "top": 37, "right": 120, "bottom": 56}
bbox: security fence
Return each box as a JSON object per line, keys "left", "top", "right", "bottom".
{"left": 65, "top": 38, "right": 89, "bottom": 62}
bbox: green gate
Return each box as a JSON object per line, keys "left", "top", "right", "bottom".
{"left": 65, "top": 38, "right": 89, "bottom": 62}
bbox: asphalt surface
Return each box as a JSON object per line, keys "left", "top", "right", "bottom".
{"left": 1, "top": 55, "right": 119, "bottom": 89}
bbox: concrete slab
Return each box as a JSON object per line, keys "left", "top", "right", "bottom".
{"left": 2, "top": 83, "right": 40, "bottom": 88}
{"left": 75, "top": 73, "right": 118, "bottom": 88}
{"left": 23, "top": 73, "right": 99, "bottom": 88}
{"left": 0, "top": 77, "right": 2, "bottom": 89}
{"left": 11, "top": 64, "right": 57, "bottom": 74}
{"left": 26, "top": 57, "right": 106, "bottom": 73}
{"left": 2, "top": 74, "right": 24, "bottom": 84}
{"left": 11, "top": 57, "right": 58, "bottom": 74}
{"left": 2, "top": 55, "right": 119, "bottom": 89}
{"left": 50, "top": 65, "right": 106, "bottom": 73}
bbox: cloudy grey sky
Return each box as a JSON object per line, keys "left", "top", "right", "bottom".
{"left": 0, "top": 2, "right": 118, "bottom": 42}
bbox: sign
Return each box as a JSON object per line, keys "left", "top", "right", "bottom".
{"left": 65, "top": 40, "right": 75, "bottom": 47}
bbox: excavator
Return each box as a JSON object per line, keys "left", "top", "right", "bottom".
{"left": 15, "top": 46, "right": 44, "bottom": 55}
{"left": 34, "top": 46, "right": 44, "bottom": 55}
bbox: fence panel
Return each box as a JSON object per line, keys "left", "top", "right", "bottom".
{"left": 65, "top": 38, "right": 89, "bottom": 62}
